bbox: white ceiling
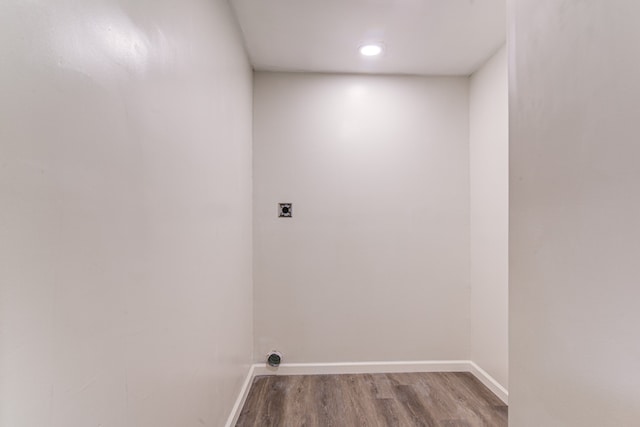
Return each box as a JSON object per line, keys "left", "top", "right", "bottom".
{"left": 230, "top": 0, "right": 506, "bottom": 76}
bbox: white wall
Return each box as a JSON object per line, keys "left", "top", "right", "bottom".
{"left": 253, "top": 72, "right": 470, "bottom": 363}
{"left": 510, "top": 1, "right": 640, "bottom": 425}
{"left": 469, "top": 46, "right": 509, "bottom": 390}
{"left": 0, "top": 1, "right": 252, "bottom": 426}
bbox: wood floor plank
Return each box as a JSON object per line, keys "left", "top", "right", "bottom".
{"left": 235, "top": 372, "right": 508, "bottom": 427}
{"left": 405, "top": 373, "right": 460, "bottom": 421}
{"left": 394, "top": 384, "right": 437, "bottom": 426}
{"left": 313, "top": 374, "right": 349, "bottom": 427}
{"left": 375, "top": 398, "right": 404, "bottom": 426}
{"left": 371, "top": 373, "right": 396, "bottom": 399}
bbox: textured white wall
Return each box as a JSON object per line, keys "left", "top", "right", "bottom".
{"left": 510, "top": 1, "right": 640, "bottom": 425}
{"left": 253, "top": 72, "right": 470, "bottom": 364}
{"left": 0, "top": 0, "right": 253, "bottom": 426}
{"left": 469, "top": 46, "right": 509, "bottom": 390}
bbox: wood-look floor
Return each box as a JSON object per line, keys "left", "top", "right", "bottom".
{"left": 236, "top": 372, "right": 507, "bottom": 427}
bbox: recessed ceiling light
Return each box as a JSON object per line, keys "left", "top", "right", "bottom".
{"left": 359, "top": 44, "right": 383, "bottom": 56}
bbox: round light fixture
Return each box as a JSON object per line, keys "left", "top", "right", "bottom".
{"left": 359, "top": 44, "right": 383, "bottom": 56}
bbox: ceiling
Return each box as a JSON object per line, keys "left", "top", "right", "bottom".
{"left": 230, "top": 0, "right": 506, "bottom": 76}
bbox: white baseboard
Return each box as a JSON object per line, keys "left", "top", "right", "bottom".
{"left": 224, "top": 364, "right": 256, "bottom": 427}
{"left": 467, "top": 361, "right": 509, "bottom": 404}
{"left": 252, "top": 360, "right": 470, "bottom": 376}
{"left": 225, "top": 360, "right": 508, "bottom": 425}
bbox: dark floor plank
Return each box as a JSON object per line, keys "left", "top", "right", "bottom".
{"left": 235, "top": 372, "right": 508, "bottom": 427}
